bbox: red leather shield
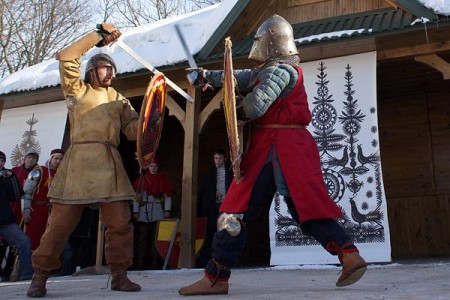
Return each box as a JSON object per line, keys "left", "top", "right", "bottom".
{"left": 136, "top": 73, "right": 166, "bottom": 168}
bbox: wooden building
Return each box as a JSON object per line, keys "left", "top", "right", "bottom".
{"left": 1, "top": 0, "right": 449, "bottom": 267}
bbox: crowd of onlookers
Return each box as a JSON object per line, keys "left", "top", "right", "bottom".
{"left": 0, "top": 148, "right": 230, "bottom": 281}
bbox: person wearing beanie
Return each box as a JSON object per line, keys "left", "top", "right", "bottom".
{"left": 27, "top": 22, "right": 141, "bottom": 298}
{"left": 0, "top": 151, "right": 33, "bottom": 282}
{"left": 132, "top": 159, "right": 173, "bottom": 270}
{"left": 45, "top": 149, "right": 64, "bottom": 169}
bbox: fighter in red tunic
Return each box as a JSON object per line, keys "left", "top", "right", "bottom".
{"left": 12, "top": 150, "right": 40, "bottom": 224}
{"left": 22, "top": 149, "right": 64, "bottom": 250}
{"left": 179, "top": 15, "right": 367, "bottom": 296}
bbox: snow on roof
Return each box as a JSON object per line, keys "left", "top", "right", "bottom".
{"left": 2, "top": 0, "right": 449, "bottom": 97}
{"left": 0, "top": 0, "right": 238, "bottom": 96}
{"left": 418, "top": 0, "right": 450, "bottom": 15}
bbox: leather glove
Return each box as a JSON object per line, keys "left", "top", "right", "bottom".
{"left": 186, "top": 68, "right": 209, "bottom": 89}
{"left": 96, "top": 23, "right": 122, "bottom": 47}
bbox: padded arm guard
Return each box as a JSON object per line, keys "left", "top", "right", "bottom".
{"left": 21, "top": 169, "right": 41, "bottom": 212}
{"left": 243, "top": 64, "right": 298, "bottom": 120}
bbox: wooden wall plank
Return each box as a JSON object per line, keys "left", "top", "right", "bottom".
{"left": 286, "top": 0, "right": 391, "bottom": 23}
{"left": 388, "top": 195, "right": 450, "bottom": 258}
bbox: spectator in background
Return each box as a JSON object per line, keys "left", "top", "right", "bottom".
{"left": 6, "top": 150, "right": 40, "bottom": 281}
{"left": 132, "top": 159, "right": 173, "bottom": 270}
{"left": 22, "top": 149, "right": 64, "bottom": 250}
{"left": 12, "top": 150, "right": 40, "bottom": 224}
{"left": 0, "top": 151, "right": 33, "bottom": 281}
{"left": 196, "top": 149, "right": 232, "bottom": 267}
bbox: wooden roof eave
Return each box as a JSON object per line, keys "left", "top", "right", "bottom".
{"left": 393, "top": 0, "right": 439, "bottom": 20}
{"left": 196, "top": 0, "right": 251, "bottom": 61}
{"left": 0, "top": 86, "right": 64, "bottom": 109}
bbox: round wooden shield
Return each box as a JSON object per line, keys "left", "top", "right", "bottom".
{"left": 136, "top": 72, "right": 166, "bottom": 169}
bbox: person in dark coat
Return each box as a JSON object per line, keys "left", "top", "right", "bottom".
{"left": 196, "top": 149, "right": 233, "bottom": 267}
{"left": 0, "top": 151, "right": 33, "bottom": 281}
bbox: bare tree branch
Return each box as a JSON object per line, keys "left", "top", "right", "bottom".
{"left": 97, "top": 0, "right": 222, "bottom": 29}
{"left": 0, "top": 0, "right": 222, "bottom": 78}
{"left": 0, "top": 0, "right": 93, "bottom": 77}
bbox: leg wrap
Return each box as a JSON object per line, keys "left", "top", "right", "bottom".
{"left": 205, "top": 226, "right": 247, "bottom": 282}
{"left": 325, "top": 241, "right": 358, "bottom": 263}
{"left": 300, "top": 218, "right": 357, "bottom": 257}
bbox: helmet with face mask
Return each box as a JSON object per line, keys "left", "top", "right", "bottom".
{"left": 84, "top": 53, "right": 117, "bottom": 83}
{"left": 248, "top": 14, "right": 298, "bottom": 62}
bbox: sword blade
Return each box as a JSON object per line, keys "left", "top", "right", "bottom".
{"left": 174, "top": 24, "right": 198, "bottom": 69}
{"left": 114, "top": 39, "right": 194, "bottom": 103}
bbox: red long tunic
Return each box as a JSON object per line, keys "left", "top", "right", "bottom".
{"left": 220, "top": 66, "right": 342, "bottom": 222}
{"left": 12, "top": 165, "right": 55, "bottom": 249}
{"left": 26, "top": 166, "right": 55, "bottom": 250}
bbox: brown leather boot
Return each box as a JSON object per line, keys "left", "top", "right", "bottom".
{"left": 336, "top": 252, "right": 367, "bottom": 287}
{"left": 178, "top": 275, "right": 228, "bottom": 296}
{"left": 111, "top": 271, "right": 141, "bottom": 292}
{"left": 27, "top": 272, "right": 49, "bottom": 298}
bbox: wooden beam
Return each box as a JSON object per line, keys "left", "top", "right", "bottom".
{"left": 179, "top": 85, "right": 201, "bottom": 268}
{"left": 165, "top": 94, "right": 186, "bottom": 129}
{"left": 378, "top": 41, "right": 450, "bottom": 60}
{"left": 414, "top": 54, "right": 450, "bottom": 80}
{"left": 384, "top": 0, "right": 399, "bottom": 9}
{"left": 288, "top": 0, "right": 330, "bottom": 7}
{"left": 199, "top": 88, "right": 223, "bottom": 133}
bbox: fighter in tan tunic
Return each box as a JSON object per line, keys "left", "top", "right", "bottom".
{"left": 27, "top": 23, "right": 141, "bottom": 297}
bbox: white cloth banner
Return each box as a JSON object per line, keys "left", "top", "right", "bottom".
{"left": 0, "top": 101, "right": 67, "bottom": 168}
{"left": 269, "top": 52, "right": 391, "bottom": 265}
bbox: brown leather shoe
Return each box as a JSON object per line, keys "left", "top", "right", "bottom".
{"left": 178, "top": 275, "right": 228, "bottom": 296}
{"left": 27, "top": 272, "right": 49, "bottom": 298}
{"left": 111, "top": 272, "right": 141, "bottom": 292}
{"left": 336, "top": 252, "right": 367, "bottom": 287}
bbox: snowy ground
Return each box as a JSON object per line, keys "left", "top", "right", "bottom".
{"left": 2, "top": 260, "right": 450, "bottom": 299}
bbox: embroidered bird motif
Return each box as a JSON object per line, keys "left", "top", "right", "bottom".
{"left": 357, "top": 144, "right": 379, "bottom": 165}
{"left": 349, "top": 198, "right": 382, "bottom": 226}
{"left": 327, "top": 146, "right": 349, "bottom": 168}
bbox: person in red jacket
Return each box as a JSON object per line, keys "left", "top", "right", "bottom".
{"left": 132, "top": 159, "right": 173, "bottom": 270}
{"left": 179, "top": 15, "right": 367, "bottom": 296}
{"left": 22, "top": 149, "right": 64, "bottom": 250}
{"left": 12, "top": 150, "right": 40, "bottom": 224}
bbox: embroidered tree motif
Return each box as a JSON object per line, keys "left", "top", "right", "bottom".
{"left": 10, "top": 113, "right": 41, "bottom": 166}
{"left": 311, "top": 62, "right": 346, "bottom": 204}
{"left": 332, "top": 65, "right": 383, "bottom": 243}
{"left": 274, "top": 62, "right": 386, "bottom": 246}
{"left": 311, "top": 61, "right": 345, "bottom": 156}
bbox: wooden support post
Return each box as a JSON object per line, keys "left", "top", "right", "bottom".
{"left": 95, "top": 220, "right": 105, "bottom": 267}
{"left": 415, "top": 54, "right": 450, "bottom": 80}
{"left": 179, "top": 86, "right": 201, "bottom": 268}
